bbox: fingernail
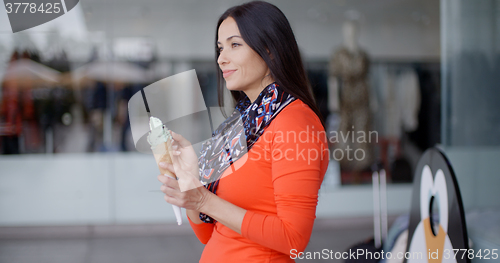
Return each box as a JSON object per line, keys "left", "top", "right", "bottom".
{"left": 159, "top": 162, "right": 166, "bottom": 167}
{"left": 172, "top": 144, "right": 178, "bottom": 150}
{"left": 175, "top": 151, "right": 181, "bottom": 155}
{"left": 164, "top": 174, "right": 176, "bottom": 179}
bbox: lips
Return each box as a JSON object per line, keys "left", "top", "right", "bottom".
{"left": 222, "top": 70, "right": 236, "bottom": 78}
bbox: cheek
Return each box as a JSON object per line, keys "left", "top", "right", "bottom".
{"left": 250, "top": 59, "right": 268, "bottom": 77}
{"left": 258, "top": 60, "right": 268, "bottom": 73}
{"left": 240, "top": 49, "right": 261, "bottom": 71}
{"left": 231, "top": 49, "right": 268, "bottom": 80}
{"left": 249, "top": 52, "right": 268, "bottom": 74}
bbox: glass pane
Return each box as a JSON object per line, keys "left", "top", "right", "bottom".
{"left": 441, "top": 0, "right": 500, "bottom": 146}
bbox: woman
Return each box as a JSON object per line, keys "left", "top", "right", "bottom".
{"left": 157, "top": 1, "right": 329, "bottom": 262}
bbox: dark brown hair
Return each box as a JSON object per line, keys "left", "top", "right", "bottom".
{"left": 215, "top": 1, "right": 325, "bottom": 128}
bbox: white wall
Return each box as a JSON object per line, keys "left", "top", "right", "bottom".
{"left": 0, "top": 153, "right": 413, "bottom": 226}
{"left": 0, "top": 153, "right": 176, "bottom": 226}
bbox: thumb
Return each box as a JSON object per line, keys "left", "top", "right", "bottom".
{"left": 170, "top": 131, "right": 192, "bottom": 148}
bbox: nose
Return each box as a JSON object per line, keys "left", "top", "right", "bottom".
{"left": 217, "top": 49, "right": 228, "bottom": 66}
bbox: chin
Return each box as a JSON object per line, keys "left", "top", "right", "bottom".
{"left": 224, "top": 81, "right": 242, "bottom": 92}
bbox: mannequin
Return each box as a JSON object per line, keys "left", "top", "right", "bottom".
{"left": 328, "top": 21, "right": 360, "bottom": 113}
{"left": 328, "top": 21, "right": 373, "bottom": 176}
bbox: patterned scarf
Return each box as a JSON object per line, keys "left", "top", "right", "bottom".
{"left": 198, "top": 82, "right": 296, "bottom": 223}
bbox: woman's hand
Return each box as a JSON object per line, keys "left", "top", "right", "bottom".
{"left": 158, "top": 131, "right": 246, "bottom": 233}
{"left": 164, "top": 131, "right": 201, "bottom": 191}
{"left": 157, "top": 131, "right": 211, "bottom": 211}
{"left": 157, "top": 173, "right": 211, "bottom": 211}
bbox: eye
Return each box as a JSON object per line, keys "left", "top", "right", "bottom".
{"left": 217, "top": 46, "right": 223, "bottom": 52}
{"left": 231, "top": 42, "right": 241, "bottom": 48}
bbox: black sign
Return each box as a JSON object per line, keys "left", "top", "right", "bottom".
{"left": 4, "top": 0, "right": 80, "bottom": 33}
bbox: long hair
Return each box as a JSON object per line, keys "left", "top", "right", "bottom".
{"left": 215, "top": 1, "right": 325, "bottom": 128}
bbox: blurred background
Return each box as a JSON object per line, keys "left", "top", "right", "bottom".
{"left": 0, "top": 0, "right": 499, "bottom": 262}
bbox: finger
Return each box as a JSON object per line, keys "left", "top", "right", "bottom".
{"left": 171, "top": 143, "right": 178, "bottom": 151}
{"left": 168, "top": 140, "right": 179, "bottom": 153}
{"left": 157, "top": 174, "right": 168, "bottom": 184}
{"left": 165, "top": 164, "right": 176, "bottom": 176}
{"left": 159, "top": 162, "right": 176, "bottom": 174}
{"left": 168, "top": 145, "right": 184, "bottom": 170}
{"left": 164, "top": 194, "right": 182, "bottom": 207}
{"left": 160, "top": 182, "right": 179, "bottom": 195}
{"left": 158, "top": 173, "right": 178, "bottom": 184}
{"left": 160, "top": 183, "right": 169, "bottom": 194}
{"left": 169, "top": 154, "right": 192, "bottom": 184}
{"left": 164, "top": 175, "right": 180, "bottom": 190}
{"left": 170, "top": 150, "right": 181, "bottom": 156}
{"left": 170, "top": 131, "right": 192, "bottom": 148}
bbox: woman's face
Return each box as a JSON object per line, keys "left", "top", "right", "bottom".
{"left": 217, "top": 17, "right": 273, "bottom": 102}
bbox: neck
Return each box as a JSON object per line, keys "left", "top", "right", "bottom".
{"left": 344, "top": 39, "right": 358, "bottom": 53}
{"left": 245, "top": 77, "right": 275, "bottom": 103}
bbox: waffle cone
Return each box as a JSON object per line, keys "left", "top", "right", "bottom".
{"left": 152, "top": 139, "right": 176, "bottom": 179}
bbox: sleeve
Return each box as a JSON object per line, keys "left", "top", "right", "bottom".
{"left": 188, "top": 215, "right": 215, "bottom": 244}
{"left": 241, "top": 105, "right": 328, "bottom": 255}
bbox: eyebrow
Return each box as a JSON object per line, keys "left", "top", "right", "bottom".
{"left": 217, "top": 35, "right": 242, "bottom": 45}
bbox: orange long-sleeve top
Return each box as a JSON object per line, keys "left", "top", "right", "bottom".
{"left": 189, "top": 99, "right": 329, "bottom": 262}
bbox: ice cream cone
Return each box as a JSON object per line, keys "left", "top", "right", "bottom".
{"left": 147, "top": 116, "right": 183, "bottom": 225}
{"left": 152, "top": 136, "right": 176, "bottom": 179}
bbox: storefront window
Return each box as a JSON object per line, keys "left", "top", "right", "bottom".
{"left": 441, "top": 0, "right": 500, "bottom": 147}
